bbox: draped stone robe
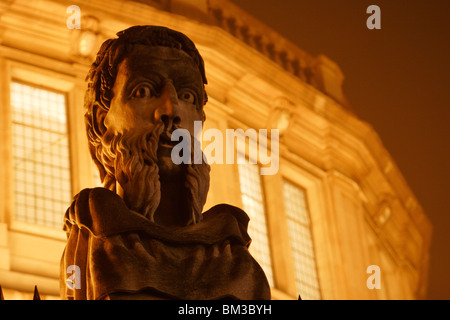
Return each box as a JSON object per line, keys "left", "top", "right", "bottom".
{"left": 60, "top": 188, "right": 271, "bottom": 300}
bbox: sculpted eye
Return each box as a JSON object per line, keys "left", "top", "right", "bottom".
{"left": 132, "top": 84, "right": 153, "bottom": 98}
{"left": 179, "top": 89, "right": 196, "bottom": 104}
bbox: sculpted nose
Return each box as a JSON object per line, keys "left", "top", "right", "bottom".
{"left": 154, "top": 79, "right": 181, "bottom": 128}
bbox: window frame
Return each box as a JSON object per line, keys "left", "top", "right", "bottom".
{"left": 236, "top": 150, "right": 275, "bottom": 288}
{"left": 230, "top": 129, "right": 275, "bottom": 287}
{"left": 4, "top": 60, "right": 78, "bottom": 240}
{"left": 282, "top": 177, "right": 322, "bottom": 300}
{"left": 10, "top": 80, "right": 72, "bottom": 229}
{"left": 276, "top": 158, "right": 328, "bottom": 299}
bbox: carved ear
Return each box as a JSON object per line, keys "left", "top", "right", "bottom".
{"left": 92, "top": 103, "right": 108, "bottom": 138}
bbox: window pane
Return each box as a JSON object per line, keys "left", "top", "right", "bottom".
{"left": 11, "top": 82, "right": 71, "bottom": 228}
{"left": 237, "top": 156, "right": 274, "bottom": 287}
{"left": 283, "top": 180, "right": 321, "bottom": 300}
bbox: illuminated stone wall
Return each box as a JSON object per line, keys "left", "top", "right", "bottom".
{"left": 0, "top": 0, "right": 431, "bottom": 299}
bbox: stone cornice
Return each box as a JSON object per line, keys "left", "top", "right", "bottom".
{"left": 204, "top": 0, "right": 347, "bottom": 106}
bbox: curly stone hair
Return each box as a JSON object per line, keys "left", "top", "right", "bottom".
{"left": 83, "top": 25, "right": 208, "bottom": 184}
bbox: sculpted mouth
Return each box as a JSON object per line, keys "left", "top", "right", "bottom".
{"left": 158, "top": 132, "right": 177, "bottom": 149}
{"left": 141, "top": 130, "right": 178, "bottom": 166}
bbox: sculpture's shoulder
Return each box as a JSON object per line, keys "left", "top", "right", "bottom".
{"left": 65, "top": 189, "right": 253, "bottom": 246}
{"left": 200, "top": 203, "right": 252, "bottom": 247}
{"left": 70, "top": 187, "right": 121, "bottom": 206}
{"left": 64, "top": 187, "right": 148, "bottom": 237}
{"left": 67, "top": 187, "right": 123, "bottom": 215}
{"left": 202, "top": 203, "right": 250, "bottom": 229}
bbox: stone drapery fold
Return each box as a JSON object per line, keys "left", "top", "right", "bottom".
{"left": 60, "top": 188, "right": 271, "bottom": 300}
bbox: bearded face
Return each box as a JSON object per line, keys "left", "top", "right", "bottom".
{"left": 94, "top": 45, "right": 210, "bottom": 224}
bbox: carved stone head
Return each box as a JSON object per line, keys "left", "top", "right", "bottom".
{"left": 84, "top": 26, "right": 210, "bottom": 224}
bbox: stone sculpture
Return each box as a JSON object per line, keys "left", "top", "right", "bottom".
{"left": 60, "top": 25, "right": 270, "bottom": 300}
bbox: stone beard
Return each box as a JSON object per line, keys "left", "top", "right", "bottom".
{"left": 98, "top": 122, "right": 210, "bottom": 224}
{"left": 60, "top": 25, "right": 271, "bottom": 300}
{"left": 99, "top": 123, "right": 163, "bottom": 221}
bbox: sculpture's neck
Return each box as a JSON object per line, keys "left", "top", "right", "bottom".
{"left": 153, "top": 180, "right": 191, "bottom": 227}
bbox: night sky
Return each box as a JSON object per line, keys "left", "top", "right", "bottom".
{"left": 230, "top": 0, "right": 450, "bottom": 299}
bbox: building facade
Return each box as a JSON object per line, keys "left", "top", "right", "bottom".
{"left": 0, "top": 0, "right": 431, "bottom": 299}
